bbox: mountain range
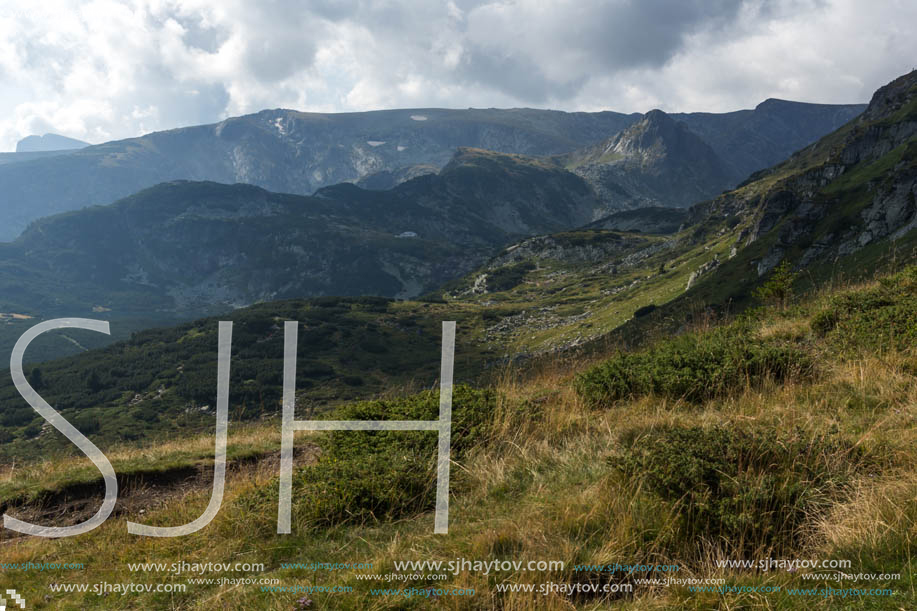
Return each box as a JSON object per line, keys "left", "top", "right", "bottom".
{"left": 0, "top": 72, "right": 910, "bottom": 367}
{"left": 0, "top": 88, "right": 892, "bottom": 365}
{"left": 0, "top": 101, "right": 863, "bottom": 241}
{"left": 0, "top": 62, "right": 913, "bottom": 608}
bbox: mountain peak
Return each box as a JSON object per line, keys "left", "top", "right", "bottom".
{"left": 637, "top": 109, "right": 679, "bottom": 133}
{"left": 754, "top": 98, "right": 795, "bottom": 111}
{"left": 643, "top": 108, "right": 670, "bottom": 121}
{"left": 607, "top": 109, "right": 690, "bottom": 159}
{"left": 15, "top": 133, "right": 89, "bottom": 153}
{"left": 861, "top": 69, "right": 917, "bottom": 121}
{"left": 562, "top": 105, "right": 733, "bottom": 209}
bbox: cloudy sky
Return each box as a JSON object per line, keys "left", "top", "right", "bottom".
{"left": 1, "top": 0, "right": 914, "bottom": 151}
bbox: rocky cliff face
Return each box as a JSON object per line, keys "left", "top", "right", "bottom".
{"left": 687, "top": 70, "right": 917, "bottom": 283}
{"left": 753, "top": 72, "right": 915, "bottom": 275}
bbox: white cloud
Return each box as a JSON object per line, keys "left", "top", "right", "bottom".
{"left": 0, "top": 0, "right": 914, "bottom": 150}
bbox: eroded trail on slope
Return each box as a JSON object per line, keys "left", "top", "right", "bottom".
{"left": 0, "top": 444, "right": 319, "bottom": 544}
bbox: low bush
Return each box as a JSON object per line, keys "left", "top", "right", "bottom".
{"left": 244, "top": 385, "right": 496, "bottom": 530}
{"left": 296, "top": 385, "right": 495, "bottom": 528}
{"left": 633, "top": 303, "right": 656, "bottom": 318}
{"left": 811, "top": 266, "right": 917, "bottom": 353}
{"left": 612, "top": 425, "right": 865, "bottom": 554}
{"left": 575, "top": 323, "right": 812, "bottom": 405}
{"left": 753, "top": 260, "right": 798, "bottom": 309}
{"left": 487, "top": 262, "right": 535, "bottom": 292}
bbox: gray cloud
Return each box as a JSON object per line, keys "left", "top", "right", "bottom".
{"left": 455, "top": 45, "right": 586, "bottom": 103}
{"left": 0, "top": 0, "right": 914, "bottom": 150}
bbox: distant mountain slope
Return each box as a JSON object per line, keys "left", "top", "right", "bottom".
{"left": 355, "top": 164, "right": 439, "bottom": 190}
{"left": 596, "top": 71, "right": 916, "bottom": 333}
{"left": 15, "top": 133, "right": 89, "bottom": 152}
{"left": 0, "top": 148, "right": 603, "bottom": 318}
{"left": 0, "top": 102, "right": 863, "bottom": 242}
{"left": 573, "top": 69, "right": 917, "bottom": 350}
{"left": 433, "top": 72, "right": 914, "bottom": 357}
{"left": 0, "top": 150, "right": 79, "bottom": 166}
{"left": 0, "top": 108, "right": 636, "bottom": 241}
{"left": 673, "top": 98, "right": 867, "bottom": 181}
{"left": 559, "top": 100, "right": 866, "bottom": 211}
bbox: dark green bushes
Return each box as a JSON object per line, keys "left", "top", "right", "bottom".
{"left": 0, "top": 296, "right": 463, "bottom": 458}
{"left": 487, "top": 262, "right": 535, "bottom": 292}
{"left": 753, "top": 260, "right": 798, "bottom": 309}
{"left": 613, "top": 425, "right": 865, "bottom": 553}
{"left": 576, "top": 323, "right": 812, "bottom": 405}
{"left": 811, "top": 266, "right": 917, "bottom": 353}
{"left": 633, "top": 304, "right": 657, "bottom": 318}
{"left": 250, "top": 385, "right": 495, "bottom": 530}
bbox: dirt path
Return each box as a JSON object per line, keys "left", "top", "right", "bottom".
{"left": 0, "top": 444, "right": 319, "bottom": 544}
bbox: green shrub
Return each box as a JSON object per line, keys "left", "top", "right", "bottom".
{"left": 753, "top": 260, "right": 798, "bottom": 309}
{"left": 487, "top": 262, "right": 535, "bottom": 292}
{"left": 634, "top": 303, "right": 656, "bottom": 318}
{"left": 612, "top": 425, "right": 864, "bottom": 553}
{"left": 245, "top": 385, "right": 496, "bottom": 530}
{"left": 810, "top": 308, "right": 840, "bottom": 336}
{"left": 575, "top": 323, "right": 812, "bottom": 405}
{"left": 811, "top": 265, "right": 917, "bottom": 353}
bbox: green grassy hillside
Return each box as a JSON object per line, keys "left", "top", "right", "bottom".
{"left": 1, "top": 264, "right": 914, "bottom": 610}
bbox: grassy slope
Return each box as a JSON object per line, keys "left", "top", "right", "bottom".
{"left": 2, "top": 265, "right": 915, "bottom": 610}
{"left": 437, "top": 227, "right": 736, "bottom": 358}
